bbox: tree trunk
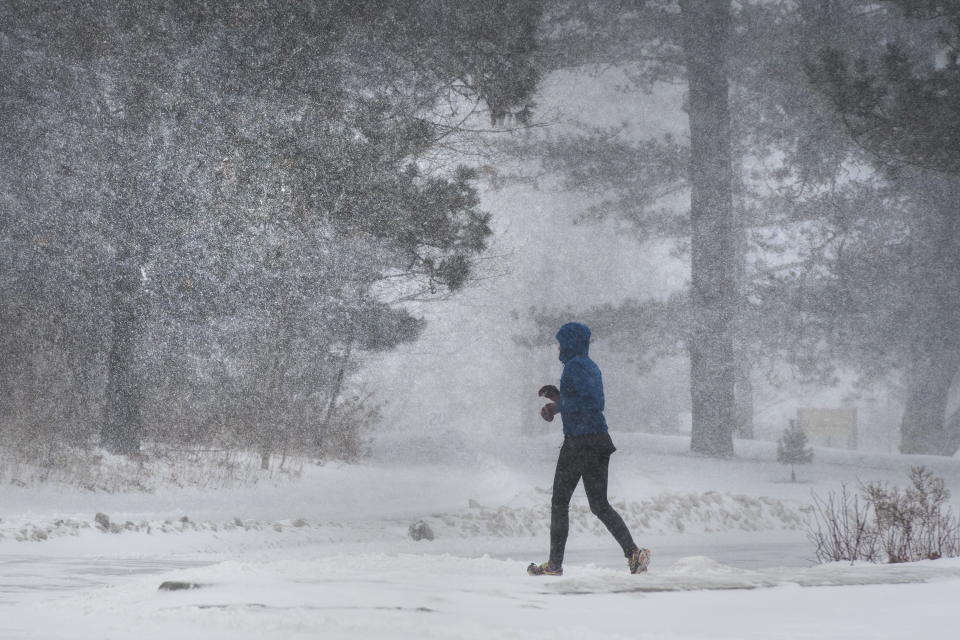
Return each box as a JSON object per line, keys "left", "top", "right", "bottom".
{"left": 946, "top": 406, "right": 960, "bottom": 457}
{"left": 732, "top": 130, "right": 754, "bottom": 440}
{"left": 101, "top": 252, "right": 144, "bottom": 455}
{"left": 735, "top": 353, "right": 755, "bottom": 439}
{"left": 318, "top": 334, "right": 354, "bottom": 451}
{"left": 899, "top": 176, "right": 960, "bottom": 455}
{"left": 257, "top": 311, "right": 297, "bottom": 468}
{"left": 680, "top": 0, "right": 737, "bottom": 457}
{"left": 900, "top": 347, "right": 959, "bottom": 455}
{"left": 99, "top": 76, "right": 175, "bottom": 457}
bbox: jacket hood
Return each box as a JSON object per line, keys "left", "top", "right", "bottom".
{"left": 556, "top": 322, "right": 591, "bottom": 363}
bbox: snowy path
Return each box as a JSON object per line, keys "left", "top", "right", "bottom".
{"left": 0, "top": 531, "right": 808, "bottom": 603}
{"left": 4, "top": 547, "right": 960, "bottom": 640}
{"left": 0, "top": 556, "right": 213, "bottom": 604}
{"left": 3, "top": 529, "right": 960, "bottom": 639}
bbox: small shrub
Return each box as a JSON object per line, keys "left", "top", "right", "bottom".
{"left": 862, "top": 467, "right": 958, "bottom": 563}
{"left": 809, "top": 484, "right": 879, "bottom": 563}
{"left": 809, "top": 466, "right": 960, "bottom": 564}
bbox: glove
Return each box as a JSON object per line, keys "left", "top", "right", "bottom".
{"left": 538, "top": 385, "right": 560, "bottom": 402}
{"left": 540, "top": 402, "right": 558, "bottom": 422}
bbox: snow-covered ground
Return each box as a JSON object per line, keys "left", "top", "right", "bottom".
{"left": 2, "top": 432, "right": 960, "bottom": 639}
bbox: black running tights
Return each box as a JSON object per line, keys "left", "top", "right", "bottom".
{"left": 549, "top": 440, "right": 636, "bottom": 568}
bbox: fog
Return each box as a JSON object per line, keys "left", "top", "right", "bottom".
{"left": 368, "top": 67, "right": 908, "bottom": 454}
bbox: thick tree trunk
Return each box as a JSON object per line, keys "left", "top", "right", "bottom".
{"left": 900, "top": 328, "right": 960, "bottom": 456}
{"left": 99, "top": 77, "right": 175, "bottom": 457}
{"left": 732, "top": 135, "right": 754, "bottom": 440}
{"left": 900, "top": 351, "right": 957, "bottom": 455}
{"left": 680, "top": 0, "right": 737, "bottom": 457}
{"left": 101, "top": 253, "right": 144, "bottom": 455}
{"left": 899, "top": 176, "right": 960, "bottom": 455}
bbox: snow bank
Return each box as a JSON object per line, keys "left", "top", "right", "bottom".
{"left": 427, "top": 490, "right": 809, "bottom": 538}
{"left": 0, "top": 489, "right": 809, "bottom": 548}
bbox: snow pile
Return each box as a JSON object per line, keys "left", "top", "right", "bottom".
{"left": 0, "top": 514, "right": 322, "bottom": 544}
{"left": 0, "top": 491, "right": 809, "bottom": 546}
{"left": 427, "top": 490, "right": 810, "bottom": 538}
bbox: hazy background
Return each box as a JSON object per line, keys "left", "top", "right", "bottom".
{"left": 367, "top": 69, "right": 902, "bottom": 451}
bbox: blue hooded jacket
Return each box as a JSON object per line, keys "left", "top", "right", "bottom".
{"left": 555, "top": 322, "right": 608, "bottom": 437}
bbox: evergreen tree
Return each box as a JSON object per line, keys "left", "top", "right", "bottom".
{"left": 809, "top": 1, "right": 960, "bottom": 175}
{"left": 0, "top": 0, "right": 543, "bottom": 457}
{"left": 777, "top": 419, "right": 814, "bottom": 482}
{"left": 751, "top": 0, "right": 960, "bottom": 455}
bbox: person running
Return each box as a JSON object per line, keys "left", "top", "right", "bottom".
{"left": 527, "top": 322, "right": 650, "bottom": 576}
